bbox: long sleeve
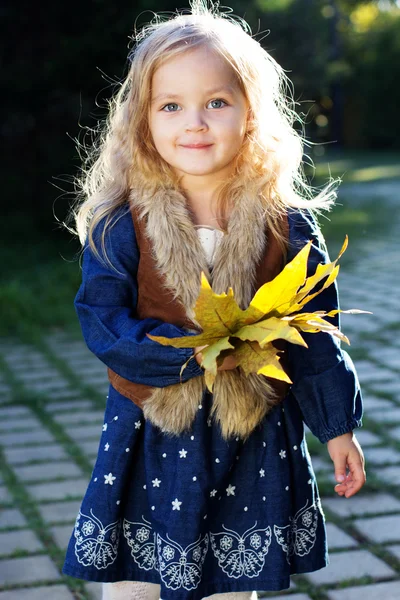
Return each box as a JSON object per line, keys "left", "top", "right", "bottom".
{"left": 74, "top": 206, "right": 204, "bottom": 387}
{"left": 286, "top": 209, "right": 363, "bottom": 444}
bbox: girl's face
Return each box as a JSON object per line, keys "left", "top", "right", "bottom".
{"left": 149, "top": 46, "right": 249, "bottom": 189}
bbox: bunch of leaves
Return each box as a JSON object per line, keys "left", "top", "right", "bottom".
{"left": 147, "top": 237, "right": 370, "bottom": 392}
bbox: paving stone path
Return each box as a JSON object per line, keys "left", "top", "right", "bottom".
{"left": 0, "top": 180, "right": 399, "bottom": 599}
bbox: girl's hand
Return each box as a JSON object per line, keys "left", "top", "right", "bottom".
{"left": 194, "top": 346, "right": 237, "bottom": 371}
{"left": 326, "top": 432, "right": 366, "bottom": 498}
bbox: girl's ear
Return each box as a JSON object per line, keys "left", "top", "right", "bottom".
{"left": 246, "top": 107, "right": 255, "bottom": 134}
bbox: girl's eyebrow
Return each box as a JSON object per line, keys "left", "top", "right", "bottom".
{"left": 151, "top": 85, "right": 237, "bottom": 105}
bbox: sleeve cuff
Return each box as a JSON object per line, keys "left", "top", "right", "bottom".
{"left": 318, "top": 418, "right": 363, "bottom": 444}
{"left": 291, "top": 350, "right": 363, "bottom": 444}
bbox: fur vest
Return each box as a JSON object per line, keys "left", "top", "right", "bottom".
{"left": 107, "top": 188, "right": 290, "bottom": 441}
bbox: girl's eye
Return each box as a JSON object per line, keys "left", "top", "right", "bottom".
{"left": 161, "top": 103, "right": 181, "bottom": 112}
{"left": 208, "top": 99, "right": 227, "bottom": 109}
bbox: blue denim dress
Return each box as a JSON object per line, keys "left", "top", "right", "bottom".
{"left": 62, "top": 207, "right": 363, "bottom": 600}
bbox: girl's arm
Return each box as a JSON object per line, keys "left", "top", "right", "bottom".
{"left": 74, "top": 207, "right": 204, "bottom": 388}
{"left": 286, "top": 209, "right": 365, "bottom": 496}
{"left": 286, "top": 209, "right": 363, "bottom": 444}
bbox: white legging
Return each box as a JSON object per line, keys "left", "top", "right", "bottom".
{"left": 102, "top": 581, "right": 255, "bottom": 600}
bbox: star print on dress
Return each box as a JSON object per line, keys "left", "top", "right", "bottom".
{"left": 104, "top": 473, "right": 116, "bottom": 486}
{"left": 274, "top": 499, "right": 318, "bottom": 564}
{"left": 74, "top": 508, "right": 120, "bottom": 569}
{"left": 104, "top": 443, "right": 110, "bottom": 451}
{"left": 259, "top": 469, "right": 265, "bottom": 477}
{"left": 134, "top": 421, "right": 141, "bottom": 429}
{"left": 152, "top": 478, "right": 161, "bottom": 487}
{"left": 279, "top": 450, "right": 286, "bottom": 459}
{"left": 210, "top": 522, "right": 272, "bottom": 578}
{"left": 210, "top": 489, "right": 217, "bottom": 497}
{"left": 226, "top": 484, "right": 236, "bottom": 496}
{"left": 156, "top": 532, "right": 209, "bottom": 590}
{"left": 179, "top": 449, "right": 188, "bottom": 458}
{"left": 123, "top": 516, "right": 157, "bottom": 571}
{"left": 172, "top": 498, "right": 182, "bottom": 511}
{"left": 102, "top": 415, "right": 119, "bottom": 432}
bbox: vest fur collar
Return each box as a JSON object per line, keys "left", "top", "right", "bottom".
{"left": 128, "top": 187, "right": 288, "bottom": 441}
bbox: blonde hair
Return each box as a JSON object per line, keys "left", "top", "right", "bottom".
{"left": 66, "top": 0, "right": 339, "bottom": 269}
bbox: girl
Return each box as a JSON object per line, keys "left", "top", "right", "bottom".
{"left": 63, "top": 2, "right": 366, "bottom": 599}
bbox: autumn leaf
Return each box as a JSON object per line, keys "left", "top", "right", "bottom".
{"left": 148, "top": 237, "right": 371, "bottom": 392}
{"left": 233, "top": 339, "right": 292, "bottom": 383}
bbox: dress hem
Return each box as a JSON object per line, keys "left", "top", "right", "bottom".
{"left": 62, "top": 558, "right": 328, "bottom": 594}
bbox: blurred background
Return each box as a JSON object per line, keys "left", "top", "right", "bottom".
{"left": 1, "top": 0, "right": 400, "bottom": 341}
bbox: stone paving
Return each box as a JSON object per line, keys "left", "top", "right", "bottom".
{"left": 0, "top": 180, "right": 400, "bottom": 598}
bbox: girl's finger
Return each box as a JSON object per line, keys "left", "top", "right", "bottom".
{"left": 344, "top": 461, "right": 366, "bottom": 497}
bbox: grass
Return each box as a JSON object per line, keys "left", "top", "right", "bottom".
{"left": 1, "top": 148, "right": 399, "bottom": 341}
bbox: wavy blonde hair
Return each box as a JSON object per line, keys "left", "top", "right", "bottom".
{"left": 67, "top": 0, "right": 339, "bottom": 270}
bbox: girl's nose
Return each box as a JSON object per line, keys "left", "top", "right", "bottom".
{"left": 184, "top": 111, "right": 208, "bottom": 132}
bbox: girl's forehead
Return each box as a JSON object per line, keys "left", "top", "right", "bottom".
{"left": 151, "top": 47, "right": 241, "bottom": 93}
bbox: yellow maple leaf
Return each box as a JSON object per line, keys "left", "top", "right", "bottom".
{"left": 147, "top": 237, "right": 371, "bottom": 392}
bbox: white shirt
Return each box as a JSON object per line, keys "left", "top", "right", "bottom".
{"left": 194, "top": 225, "right": 224, "bottom": 268}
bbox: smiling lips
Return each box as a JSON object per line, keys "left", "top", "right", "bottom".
{"left": 180, "top": 143, "right": 213, "bottom": 149}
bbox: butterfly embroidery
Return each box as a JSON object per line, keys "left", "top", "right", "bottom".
{"left": 156, "top": 533, "right": 209, "bottom": 590}
{"left": 210, "top": 523, "right": 272, "bottom": 578}
{"left": 74, "top": 508, "right": 120, "bottom": 569}
{"left": 274, "top": 499, "right": 318, "bottom": 563}
{"left": 123, "top": 517, "right": 157, "bottom": 571}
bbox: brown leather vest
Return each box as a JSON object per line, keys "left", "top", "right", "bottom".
{"left": 107, "top": 206, "right": 289, "bottom": 407}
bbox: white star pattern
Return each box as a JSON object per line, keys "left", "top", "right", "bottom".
{"left": 262, "top": 496, "right": 266, "bottom": 501}
{"left": 190, "top": 436, "right": 195, "bottom": 440}
{"left": 172, "top": 498, "right": 182, "bottom": 511}
{"left": 279, "top": 450, "right": 286, "bottom": 459}
{"left": 104, "top": 473, "right": 116, "bottom": 485}
{"left": 259, "top": 469, "right": 265, "bottom": 477}
{"left": 151, "top": 506, "right": 155, "bottom": 511}
{"left": 162, "top": 453, "right": 167, "bottom": 458}
{"left": 215, "top": 458, "right": 220, "bottom": 463}
{"left": 293, "top": 445, "right": 298, "bottom": 450}
{"left": 102, "top": 424, "right": 108, "bottom": 432}
{"left": 152, "top": 478, "right": 161, "bottom": 487}
{"left": 125, "top": 448, "right": 130, "bottom": 453}
{"left": 210, "top": 489, "right": 217, "bottom": 497}
{"left": 226, "top": 484, "right": 236, "bottom": 496}
{"left": 193, "top": 476, "right": 197, "bottom": 481}
{"left": 134, "top": 421, "right": 141, "bottom": 429}
{"left": 179, "top": 449, "right": 188, "bottom": 458}
{"left": 104, "top": 443, "right": 110, "bottom": 451}
{"left": 244, "top": 506, "right": 248, "bottom": 511}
